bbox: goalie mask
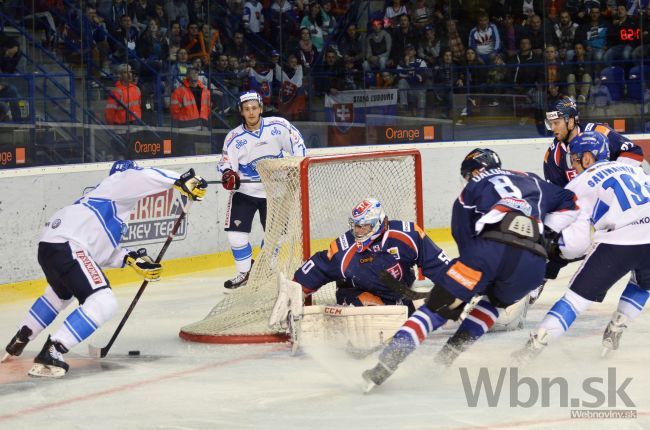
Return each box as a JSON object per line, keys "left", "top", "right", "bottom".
{"left": 110, "top": 160, "right": 139, "bottom": 176}
{"left": 349, "top": 198, "right": 387, "bottom": 251}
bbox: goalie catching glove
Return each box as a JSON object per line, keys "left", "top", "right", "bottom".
{"left": 269, "top": 272, "right": 304, "bottom": 329}
{"left": 221, "top": 169, "right": 241, "bottom": 190}
{"left": 124, "top": 248, "right": 162, "bottom": 282}
{"left": 174, "top": 168, "right": 208, "bottom": 201}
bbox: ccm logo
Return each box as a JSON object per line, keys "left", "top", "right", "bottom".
{"left": 324, "top": 307, "right": 342, "bottom": 315}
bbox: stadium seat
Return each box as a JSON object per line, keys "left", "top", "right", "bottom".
{"left": 599, "top": 66, "right": 625, "bottom": 101}
{"left": 627, "top": 66, "right": 649, "bottom": 103}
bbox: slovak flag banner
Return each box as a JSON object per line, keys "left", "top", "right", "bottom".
{"left": 248, "top": 68, "right": 273, "bottom": 105}
{"left": 324, "top": 89, "right": 398, "bottom": 146}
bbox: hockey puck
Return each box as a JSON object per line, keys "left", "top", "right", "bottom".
{"left": 128, "top": 350, "right": 141, "bottom": 356}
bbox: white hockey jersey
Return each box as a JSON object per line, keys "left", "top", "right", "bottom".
{"left": 40, "top": 167, "right": 179, "bottom": 268}
{"left": 217, "top": 116, "right": 307, "bottom": 198}
{"left": 560, "top": 160, "right": 650, "bottom": 259}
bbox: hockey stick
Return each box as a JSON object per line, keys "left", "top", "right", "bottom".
{"left": 206, "top": 179, "right": 261, "bottom": 184}
{"left": 88, "top": 197, "right": 194, "bottom": 359}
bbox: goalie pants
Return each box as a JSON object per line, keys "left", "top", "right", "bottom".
{"left": 224, "top": 192, "right": 267, "bottom": 233}
{"left": 38, "top": 241, "right": 111, "bottom": 304}
{"left": 437, "top": 238, "right": 546, "bottom": 307}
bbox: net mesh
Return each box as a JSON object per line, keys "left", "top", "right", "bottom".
{"left": 179, "top": 151, "right": 420, "bottom": 342}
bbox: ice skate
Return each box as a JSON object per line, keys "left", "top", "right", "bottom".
{"left": 224, "top": 260, "right": 253, "bottom": 290}
{"left": 2, "top": 325, "right": 32, "bottom": 362}
{"left": 511, "top": 328, "right": 549, "bottom": 367}
{"left": 362, "top": 361, "right": 394, "bottom": 393}
{"left": 602, "top": 312, "right": 628, "bottom": 357}
{"left": 28, "top": 336, "right": 69, "bottom": 378}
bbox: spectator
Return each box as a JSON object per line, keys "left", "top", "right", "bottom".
{"left": 468, "top": 10, "right": 502, "bottom": 63}
{"left": 338, "top": 23, "right": 365, "bottom": 67}
{"left": 565, "top": 42, "right": 592, "bottom": 103}
{"left": 166, "top": 21, "right": 184, "bottom": 61}
{"left": 243, "top": 0, "right": 265, "bottom": 39}
{"left": 410, "top": 0, "right": 433, "bottom": 32}
{"left": 100, "top": 0, "right": 128, "bottom": 32}
{"left": 418, "top": 24, "right": 441, "bottom": 66}
{"left": 396, "top": 44, "right": 428, "bottom": 116}
{"left": 211, "top": 54, "right": 239, "bottom": 112}
{"left": 189, "top": 0, "right": 209, "bottom": 25}
{"left": 128, "top": 0, "right": 156, "bottom": 31}
{"left": 300, "top": 1, "right": 325, "bottom": 52}
{"left": 269, "top": 0, "right": 300, "bottom": 51}
{"left": 508, "top": 36, "right": 543, "bottom": 97}
{"left": 486, "top": 52, "right": 508, "bottom": 106}
{"left": 456, "top": 47, "right": 486, "bottom": 121}
{"left": 203, "top": 23, "right": 223, "bottom": 62}
{"left": 543, "top": 44, "right": 564, "bottom": 88}
{"left": 363, "top": 19, "right": 392, "bottom": 71}
{"left": 317, "top": 48, "right": 343, "bottom": 95}
{"left": 604, "top": 4, "right": 637, "bottom": 66}
{"left": 297, "top": 27, "right": 318, "bottom": 70}
{"left": 170, "top": 66, "right": 211, "bottom": 127}
{"left": 137, "top": 18, "right": 169, "bottom": 80}
{"left": 390, "top": 14, "right": 419, "bottom": 66}
{"left": 152, "top": 4, "right": 170, "bottom": 33}
{"left": 432, "top": 49, "right": 454, "bottom": 117}
{"left": 0, "top": 81, "right": 23, "bottom": 122}
{"left": 320, "top": 0, "right": 337, "bottom": 40}
{"left": 191, "top": 57, "right": 211, "bottom": 89}
{"left": 523, "top": 14, "right": 551, "bottom": 57}
{"left": 169, "top": 48, "right": 191, "bottom": 90}
{"left": 511, "top": 0, "right": 544, "bottom": 22}
{"left": 225, "top": 32, "right": 250, "bottom": 60}
{"left": 384, "top": 0, "right": 408, "bottom": 29}
{"left": 576, "top": 7, "right": 611, "bottom": 64}
{"left": 554, "top": 9, "right": 580, "bottom": 60}
{"left": 341, "top": 56, "right": 362, "bottom": 90}
{"left": 632, "top": 5, "right": 650, "bottom": 61}
{"left": 165, "top": 0, "right": 190, "bottom": 29}
{"left": 277, "top": 54, "right": 307, "bottom": 120}
{"left": 182, "top": 22, "right": 203, "bottom": 61}
{"left": 499, "top": 14, "right": 525, "bottom": 60}
{"left": 110, "top": 15, "right": 141, "bottom": 72}
{"left": 0, "top": 37, "right": 25, "bottom": 75}
{"left": 443, "top": 19, "right": 466, "bottom": 64}
{"left": 105, "top": 64, "right": 142, "bottom": 125}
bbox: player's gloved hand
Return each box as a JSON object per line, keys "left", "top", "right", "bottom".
{"left": 221, "top": 169, "right": 241, "bottom": 190}
{"left": 124, "top": 248, "right": 162, "bottom": 282}
{"left": 174, "top": 168, "right": 208, "bottom": 201}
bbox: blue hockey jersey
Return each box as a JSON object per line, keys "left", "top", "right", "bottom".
{"left": 543, "top": 123, "right": 643, "bottom": 187}
{"left": 452, "top": 168, "right": 579, "bottom": 251}
{"left": 294, "top": 220, "right": 450, "bottom": 303}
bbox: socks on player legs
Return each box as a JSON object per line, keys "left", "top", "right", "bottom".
{"left": 19, "top": 286, "right": 74, "bottom": 340}
{"left": 539, "top": 289, "right": 593, "bottom": 339}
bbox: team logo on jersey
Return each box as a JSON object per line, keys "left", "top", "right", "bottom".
{"left": 387, "top": 247, "right": 401, "bottom": 260}
{"left": 359, "top": 256, "right": 374, "bottom": 264}
{"left": 51, "top": 219, "right": 61, "bottom": 229}
{"left": 235, "top": 139, "right": 248, "bottom": 149}
{"left": 271, "top": 127, "right": 281, "bottom": 136}
{"left": 234, "top": 220, "right": 241, "bottom": 227}
{"left": 385, "top": 263, "right": 403, "bottom": 280}
{"left": 332, "top": 103, "right": 354, "bottom": 132}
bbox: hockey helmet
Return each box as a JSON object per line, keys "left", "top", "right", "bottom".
{"left": 545, "top": 97, "right": 578, "bottom": 130}
{"left": 109, "top": 160, "right": 139, "bottom": 176}
{"left": 349, "top": 198, "right": 387, "bottom": 249}
{"left": 239, "top": 90, "right": 263, "bottom": 111}
{"left": 460, "top": 148, "right": 502, "bottom": 180}
{"left": 568, "top": 131, "right": 610, "bottom": 165}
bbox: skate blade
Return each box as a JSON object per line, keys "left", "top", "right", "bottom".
{"left": 362, "top": 378, "right": 377, "bottom": 394}
{"left": 27, "top": 363, "right": 67, "bottom": 378}
{"left": 1, "top": 352, "right": 11, "bottom": 363}
{"left": 601, "top": 346, "right": 613, "bottom": 358}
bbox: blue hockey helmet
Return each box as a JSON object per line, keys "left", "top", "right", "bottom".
{"left": 568, "top": 131, "right": 610, "bottom": 165}
{"left": 545, "top": 97, "right": 579, "bottom": 130}
{"left": 239, "top": 90, "right": 263, "bottom": 111}
{"left": 110, "top": 160, "right": 138, "bottom": 176}
{"left": 349, "top": 198, "right": 388, "bottom": 250}
{"left": 460, "top": 148, "right": 501, "bottom": 180}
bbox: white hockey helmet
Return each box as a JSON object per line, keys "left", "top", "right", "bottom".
{"left": 239, "top": 90, "right": 263, "bottom": 111}
{"left": 349, "top": 198, "right": 387, "bottom": 249}
{"left": 109, "top": 160, "right": 139, "bottom": 176}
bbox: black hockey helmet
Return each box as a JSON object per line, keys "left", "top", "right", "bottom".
{"left": 545, "top": 97, "right": 578, "bottom": 130}
{"left": 460, "top": 148, "right": 501, "bottom": 180}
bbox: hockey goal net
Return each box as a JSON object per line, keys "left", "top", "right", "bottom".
{"left": 179, "top": 149, "right": 423, "bottom": 343}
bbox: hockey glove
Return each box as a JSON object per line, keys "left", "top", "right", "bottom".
{"left": 221, "top": 169, "right": 241, "bottom": 190}
{"left": 174, "top": 168, "right": 208, "bottom": 201}
{"left": 124, "top": 248, "right": 162, "bottom": 282}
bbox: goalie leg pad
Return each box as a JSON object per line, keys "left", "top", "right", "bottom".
{"left": 268, "top": 272, "right": 304, "bottom": 329}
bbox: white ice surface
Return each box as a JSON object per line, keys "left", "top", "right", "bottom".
{"left": 1, "top": 262, "right": 649, "bottom": 430}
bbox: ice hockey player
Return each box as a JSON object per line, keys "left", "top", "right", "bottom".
{"left": 543, "top": 98, "right": 648, "bottom": 352}
{"left": 287, "top": 198, "right": 451, "bottom": 315}
{"left": 218, "top": 90, "right": 307, "bottom": 290}
{"left": 362, "top": 148, "right": 580, "bottom": 392}
{"left": 513, "top": 132, "right": 650, "bottom": 364}
{"left": 3, "top": 160, "right": 207, "bottom": 377}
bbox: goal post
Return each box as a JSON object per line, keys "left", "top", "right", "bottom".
{"left": 179, "top": 149, "right": 423, "bottom": 344}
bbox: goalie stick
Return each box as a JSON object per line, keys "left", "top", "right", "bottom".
{"left": 88, "top": 197, "right": 194, "bottom": 359}
{"left": 206, "top": 179, "right": 261, "bottom": 184}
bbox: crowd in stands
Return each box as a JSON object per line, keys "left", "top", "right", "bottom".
{"left": 3, "top": 0, "right": 650, "bottom": 126}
